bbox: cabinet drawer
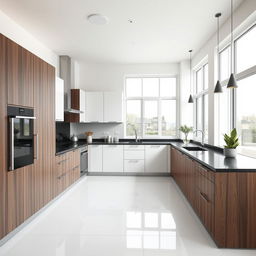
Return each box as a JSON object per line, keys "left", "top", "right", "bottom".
{"left": 198, "top": 165, "right": 215, "bottom": 183}
{"left": 197, "top": 172, "right": 214, "bottom": 203}
{"left": 124, "top": 160, "right": 144, "bottom": 173}
{"left": 124, "top": 145, "right": 145, "bottom": 150}
{"left": 124, "top": 150, "right": 144, "bottom": 160}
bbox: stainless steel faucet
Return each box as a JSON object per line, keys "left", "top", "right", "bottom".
{"left": 128, "top": 123, "right": 139, "bottom": 142}
{"left": 193, "top": 130, "right": 205, "bottom": 147}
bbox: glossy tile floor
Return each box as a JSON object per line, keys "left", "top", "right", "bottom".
{"left": 0, "top": 176, "right": 255, "bottom": 256}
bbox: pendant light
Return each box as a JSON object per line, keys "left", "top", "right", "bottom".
{"left": 214, "top": 13, "right": 223, "bottom": 93}
{"left": 188, "top": 50, "right": 194, "bottom": 103}
{"left": 227, "top": 0, "right": 238, "bottom": 89}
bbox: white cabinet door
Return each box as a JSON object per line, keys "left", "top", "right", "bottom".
{"left": 79, "top": 89, "right": 86, "bottom": 122}
{"left": 104, "top": 92, "right": 123, "bottom": 122}
{"left": 55, "top": 77, "right": 64, "bottom": 121}
{"left": 88, "top": 145, "right": 103, "bottom": 172}
{"left": 124, "top": 160, "right": 144, "bottom": 173}
{"left": 145, "top": 145, "right": 168, "bottom": 173}
{"left": 85, "top": 92, "right": 103, "bottom": 122}
{"left": 103, "top": 145, "right": 123, "bottom": 172}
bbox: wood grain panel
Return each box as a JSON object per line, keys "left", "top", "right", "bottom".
{"left": 6, "top": 38, "right": 34, "bottom": 107}
{"left": 0, "top": 34, "right": 7, "bottom": 239}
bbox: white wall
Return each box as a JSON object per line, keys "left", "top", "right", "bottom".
{"left": 71, "top": 62, "right": 180, "bottom": 138}
{"left": 0, "top": 10, "right": 59, "bottom": 71}
{"left": 190, "top": 0, "right": 256, "bottom": 145}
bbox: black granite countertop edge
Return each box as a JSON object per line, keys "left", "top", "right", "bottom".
{"left": 170, "top": 142, "right": 256, "bottom": 172}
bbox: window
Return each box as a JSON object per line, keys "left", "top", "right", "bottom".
{"left": 236, "top": 75, "right": 256, "bottom": 158}
{"left": 215, "top": 25, "right": 256, "bottom": 157}
{"left": 194, "top": 63, "right": 209, "bottom": 142}
{"left": 125, "top": 76, "right": 177, "bottom": 138}
{"left": 235, "top": 25, "right": 256, "bottom": 73}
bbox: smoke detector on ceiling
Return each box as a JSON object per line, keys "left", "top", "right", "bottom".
{"left": 87, "top": 14, "right": 109, "bottom": 25}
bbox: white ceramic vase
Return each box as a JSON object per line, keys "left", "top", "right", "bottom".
{"left": 223, "top": 148, "right": 237, "bottom": 158}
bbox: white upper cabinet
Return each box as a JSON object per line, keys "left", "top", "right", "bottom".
{"left": 84, "top": 91, "right": 123, "bottom": 123}
{"left": 103, "top": 92, "right": 123, "bottom": 122}
{"left": 79, "top": 89, "right": 86, "bottom": 122}
{"left": 85, "top": 92, "right": 104, "bottom": 122}
{"left": 145, "top": 145, "right": 169, "bottom": 173}
{"left": 55, "top": 77, "right": 64, "bottom": 121}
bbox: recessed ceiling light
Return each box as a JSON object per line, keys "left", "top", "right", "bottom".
{"left": 128, "top": 19, "right": 134, "bottom": 24}
{"left": 87, "top": 14, "right": 109, "bottom": 25}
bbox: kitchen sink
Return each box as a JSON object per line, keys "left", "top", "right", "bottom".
{"left": 182, "top": 146, "right": 207, "bottom": 151}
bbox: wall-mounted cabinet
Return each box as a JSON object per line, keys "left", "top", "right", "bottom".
{"left": 85, "top": 92, "right": 104, "bottom": 122}
{"left": 65, "top": 89, "right": 86, "bottom": 123}
{"left": 85, "top": 91, "right": 123, "bottom": 123}
{"left": 55, "top": 77, "right": 64, "bottom": 121}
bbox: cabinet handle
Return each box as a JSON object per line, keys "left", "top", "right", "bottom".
{"left": 200, "top": 191, "right": 210, "bottom": 203}
{"left": 129, "top": 160, "right": 139, "bottom": 163}
{"left": 34, "top": 134, "right": 38, "bottom": 160}
{"left": 150, "top": 145, "right": 161, "bottom": 148}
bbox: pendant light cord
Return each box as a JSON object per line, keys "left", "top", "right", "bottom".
{"left": 189, "top": 50, "right": 192, "bottom": 94}
{"left": 217, "top": 14, "right": 220, "bottom": 81}
{"left": 230, "top": 0, "right": 234, "bottom": 73}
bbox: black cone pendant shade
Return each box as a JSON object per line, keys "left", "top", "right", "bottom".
{"left": 214, "top": 80, "right": 223, "bottom": 93}
{"left": 188, "top": 94, "right": 194, "bottom": 103}
{"left": 227, "top": 73, "right": 238, "bottom": 89}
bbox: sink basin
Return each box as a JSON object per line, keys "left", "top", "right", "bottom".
{"left": 182, "top": 146, "right": 207, "bottom": 151}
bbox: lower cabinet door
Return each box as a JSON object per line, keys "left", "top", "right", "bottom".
{"left": 124, "top": 160, "right": 144, "bottom": 173}
{"left": 145, "top": 145, "right": 168, "bottom": 173}
{"left": 103, "top": 145, "right": 124, "bottom": 172}
{"left": 88, "top": 145, "right": 103, "bottom": 172}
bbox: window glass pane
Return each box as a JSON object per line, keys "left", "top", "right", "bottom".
{"left": 204, "top": 64, "right": 208, "bottom": 90}
{"left": 196, "top": 69, "right": 203, "bottom": 93}
{"left": 126, "top": 100, "right": 141, "bottom": 136}
{"left": 143, "top": 78, "right": 159, "bottom": 97}
{"left": 144, "top": 100, "right": 158, "bottom": 135}
{"left": 237, "top": 74, "right": 256, "bottom": 158}
{"left": 160, "top": 78, "right": 176, "bottom": 97}
{"left": 126, "top": 78, "right": 142, "bottom": 97}
{"left": 220, "top": 46, "right": 231, "bottom": 81}
{"left": 236, "top": 26, "right": 256, "bottom": 73}
{"left": 161, "top": 100, "right": 176, "bottom": 137}
{"left": 204, "top": 95, "right": 208, "bottom": 142}
{"left": 196, "top": 97, "right": 202, "bottom": 132}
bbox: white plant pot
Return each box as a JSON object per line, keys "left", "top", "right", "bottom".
{"left": 87, "top": 136, "right": 93, "bottom": 144}
{"left": 223, "top": 148, "right": 237, "bottom": 158}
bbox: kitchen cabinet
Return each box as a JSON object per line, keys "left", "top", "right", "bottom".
{"left": 65, "top": 89, "right": 86, "bottom": 122}
{"left": 145, "top": 145, "right": 169, "bottom": 173}
{"left": 55, "top": 77, "right": 64, "bottom": 121}
{"left": 124, "top": 160, "right": 144, "bottom": 173}
{"left": 103, "top": 92, "right": 123, "bottom": 122}
{"left": 85, "top": 92, "right": 103, "bottom": 122}
{"left": 124, "top": 145, "right": 145, "bottom": 173}
{"left": 55, "top": 149, "right": 80, "bottom": 196}
{"left": 0, "top": 34, "right": 7, "bottom": 239}
{"left": 88, "top": 145, "right": 103, "bottom": 172}
{"left": 6, "top": 38, "right": 34, "bottom": 107}
{"left": 103, "top": 145, "right": 124, "bottom": 172}
{"left": 171, "top": 146, "right": 256, "bottom": 248}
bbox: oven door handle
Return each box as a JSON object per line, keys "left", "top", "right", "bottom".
{"left": 34, "top": 134, "right": 38, "bottom": 160}
{"left": 9, "top": 117, "right": 15, "bottom": 171}
{"left": 14, "top": 116, "right": 36, "bottom": 119}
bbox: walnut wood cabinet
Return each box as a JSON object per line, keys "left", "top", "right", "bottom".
{"left": 0, "top": 34, "right": 7, "bottom": 239}
{"left": 0, "top": 34, "right": 81, "bottom": 240}
{"left": 171, "top": 146, "right": 256, "bottom": 248}
{"left": 55, "top": 149, "right": 80, "bottom": 196}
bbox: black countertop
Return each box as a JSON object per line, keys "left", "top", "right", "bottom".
{"left": 56, "top": 139, "right": 256, "bottom": 172}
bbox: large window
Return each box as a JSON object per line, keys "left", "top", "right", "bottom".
{"left": 194, "top": 63, "right": 209, "bottom": 142}
{"left": 125, "top": 76, "right": 177, "bottom": 138}
{"left": 216, "top": 25, "right": 256, "bottom": 157}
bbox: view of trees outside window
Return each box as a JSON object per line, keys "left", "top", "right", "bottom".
{"left": 125, "top": 77, "right": 177, "bottom": 137}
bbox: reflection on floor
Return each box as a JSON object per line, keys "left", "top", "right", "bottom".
{"left": 0, "top": 176, "right": 255, "bottom": 256}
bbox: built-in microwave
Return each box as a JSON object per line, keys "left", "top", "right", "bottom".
{"left": 8, "top": 106, "right": 36, "bottom": 171}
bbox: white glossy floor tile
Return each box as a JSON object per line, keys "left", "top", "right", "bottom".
{"left": 0, "top": 176, "right": 255, "bottom": 256}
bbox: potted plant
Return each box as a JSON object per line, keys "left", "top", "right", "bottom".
{"left": 223, "top": 128, "right": 239, "bottom": 158}
{"left": 179, "top": 125, "right": 193, "bottom": 145}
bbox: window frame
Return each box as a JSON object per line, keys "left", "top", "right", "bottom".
{"left": 193, "top": 62, "right": 209, "bottom": 142}
{"left": 124, "top": 75, "right": 178, "bottom": 138}
{"left": 215, "top": 23, "right": 256, "bottom": 152}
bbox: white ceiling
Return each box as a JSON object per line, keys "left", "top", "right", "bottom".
{"left": 0, "top": 0, "right": 244, "bottom": 64}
